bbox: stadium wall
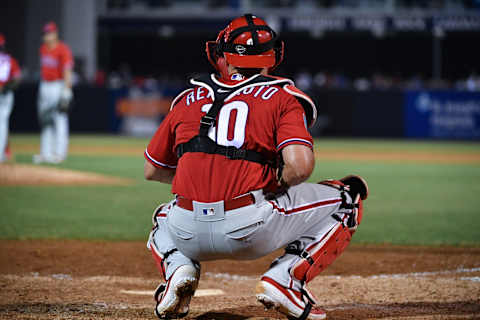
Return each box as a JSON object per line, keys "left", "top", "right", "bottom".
{"left": 9, "top": 85, "right": 480, "bottom": 140}
{"left": 10, "top": 84, "right": 112, "bottom": 133}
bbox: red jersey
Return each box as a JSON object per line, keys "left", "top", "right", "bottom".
{"left": 40, "top": 41, "right": 73, "bottom": 81}
{"left": 145, "top": 75, "right": 314, "bottom": 202}
{"left": 0, "top": 53, "right": 21, "bottom": 86}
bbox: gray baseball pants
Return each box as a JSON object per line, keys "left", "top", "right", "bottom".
{"left": 0, "top": 91, "right": 13, "bottom": 162}
{"left": 37, "top": 80, "right": 69, "bottom": 160}
{"left": 148, "top": 182, "right": 353, "bottom": 290}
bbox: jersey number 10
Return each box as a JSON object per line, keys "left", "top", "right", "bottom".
{"left": 201, "top": 101, "right": 249, "bottom": 149}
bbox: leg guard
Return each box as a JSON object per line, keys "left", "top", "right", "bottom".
{"left": 289, "top": 175, "right": 368, "bottom": 283}
{"left": 151, "top": 245, "right": 178, "bottom": 281}
{"left": 148, "top": 200, "right": 198, "bottom": 281}
{"left": 148, "top": 201, "right": 177, "bottom": 280}
{"left": 289, "top": 222, "right": 352, "bottom": 284}
{"left": 150, "top": 236, "right": 198, "bottom": 282}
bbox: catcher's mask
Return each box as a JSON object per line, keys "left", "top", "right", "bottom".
{"left": 206, "top": 14, "right": 284, "bottom": 76}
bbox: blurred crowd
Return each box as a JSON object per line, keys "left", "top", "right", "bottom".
{"left": 96, "top": 66, "right": 186, "bottom": 97}
{"left": 93, "top": 65, "right": 480, "bottom": 94}
{"left": 293, "top": 70, "right": 480, "bottom": 91}
{"left": 19, "top": 63, "right": 480, "bottom": 93}
{"left": 105, "top": 0, "right": 480, "bottom": 11}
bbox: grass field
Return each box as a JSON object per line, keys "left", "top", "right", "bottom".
{"left": 1, "top": 134, "right": 479, "bottom": 246}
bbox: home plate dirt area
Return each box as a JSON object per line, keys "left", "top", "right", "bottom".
{"left": 0, "top": 241, "right": 479, "bottom": 319}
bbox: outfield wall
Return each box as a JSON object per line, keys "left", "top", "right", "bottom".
{"left": 10, "top": 84, "right": 113, "bottom": 133}
{"left": 9, "top": 84, "right": 480, "bottom": 140}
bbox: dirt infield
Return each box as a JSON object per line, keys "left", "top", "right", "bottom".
{"left": 0, "top": 241, "right": 479, "bottom": 319}
{"left": 0, "top": 164, "right": 131, "bottom": 186}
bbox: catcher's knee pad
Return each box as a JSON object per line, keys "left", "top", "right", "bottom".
{"left": 151, "top": 203, "right": 166, "bottom": 227}
{"left": 151, "top": 200, "right": 176, "bottom": 227}
{"left": 318, "top": 175, "right": 368, "bottom": 202}
{"left": 289, "top": 223, "right": 352, "bottom": 284}
{"left": 318, "top": 174, "right": 368, "bottom": 233}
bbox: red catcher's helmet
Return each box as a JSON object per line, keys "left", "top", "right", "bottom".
{"left": 0, "top": 34, "right": 5, "bottom": 47}
{"left": 206, "top": 14, "right": 284, "bottom": 75}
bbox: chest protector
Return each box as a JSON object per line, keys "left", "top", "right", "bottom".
{"left": 175, "top": 73, "right": 316, "bottom": 167}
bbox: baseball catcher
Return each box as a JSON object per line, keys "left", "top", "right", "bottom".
{"left": 144, "top": 14, "right": 368, "bottom": 320}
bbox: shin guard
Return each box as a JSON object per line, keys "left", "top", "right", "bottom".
{"left": 148, "top": 201, "right": 176, "bottom": 280}
{"left": 289, "top": 175, "right": 367, "bottom": 284}
{"left": 150, "top": 242, "right": 178, "bottom": 281}
{"left": 290, "top": 223, "right": 352, "bottom": 284}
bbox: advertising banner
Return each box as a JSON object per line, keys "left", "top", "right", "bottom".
{"left": 405, "top": 91, "right": 480, "bottom": 139}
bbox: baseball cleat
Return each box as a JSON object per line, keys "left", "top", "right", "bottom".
{"left": 49, "top": 155, "right": 65, "bottom": 164}
{"left": 33, "top": 154, "right": 64, "bottom": 164}
{"left": 256, "top": 276, "right": 326, "bottom": 320}
{"left": 340, "top": 175, "right": 369, "bottom": 201}
{"left": 33, "top": 154, "right": 46, "bottom": 164}
{"left": 154, "top": 265, "right": 199, "bottom": 319}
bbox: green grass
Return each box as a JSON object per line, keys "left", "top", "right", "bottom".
{"left": 310, "top": 161, "right": 480, "bottom": 245}
{"left": 1, "top": 135, "right": 479, "bottom": 245}
{"left": 314, "top": 138, "right": 480, "bottom": 154}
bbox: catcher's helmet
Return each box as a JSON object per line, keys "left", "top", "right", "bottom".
{"left": 206, "top": 14, "right": 284, "bottom": 75}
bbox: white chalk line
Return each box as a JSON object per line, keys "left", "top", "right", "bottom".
{"left": 364, "top": 267, "right": 480, "bottom": 280}
{"left": 204, "top": 267, "right": 480, "bottom": 282}
{"left": 204, "top": 272, "right": 257, "bottom": 281}
{"left": 367, "top": 315, "right": 477, "bottom": 320}
{"left": 459, "top": 276, "right": 480, "bottom": 282}
{"left": 120, "top": 289, "right": 224, "bottom": 297}
{"left": 1, "top": 266, "right": 479, "bottom": 286}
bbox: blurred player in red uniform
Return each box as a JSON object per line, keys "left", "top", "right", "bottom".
{"left": 145, "top": 15, "right": 368, "bottom": 320}
{"left": 0, "top": 33, "right": 21, "bottom": 162}
{"left": 33, "top": 22, "right": 74, "bottom": 164}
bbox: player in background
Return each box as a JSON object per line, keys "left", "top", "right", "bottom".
{"left": 0, "top": 33, "right": 21, "bottom": 163}
{"left": 33, "top": 22, "right": 73, "bottom": 164}
{"left": 145, "top": 15, "right": 368, "bottom": 320}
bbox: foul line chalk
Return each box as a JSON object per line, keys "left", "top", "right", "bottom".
{"left": 204, "top": 267, "right": 480, "bottom": 282}
{"left": 194, "top": 289, "right": 225, "bottom": 297}
{"left": 367, "top": 314, "right": 476, "bottom": 320}
{"left": 120, "top": 289, "right": 224, "bottom": 297}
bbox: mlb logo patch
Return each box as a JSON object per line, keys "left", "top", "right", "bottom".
{"left": 231, "top": 73, "right": 244, "bottom": 81}
{"left": 203, "top": 208, "right": 215, "bottom": 216}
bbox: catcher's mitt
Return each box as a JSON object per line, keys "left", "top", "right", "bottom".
{"left": 38, "top": 107, "right": 56, "bottom": 127}
{"left": 58, "top": 87, "right": 73, "bottom": 113}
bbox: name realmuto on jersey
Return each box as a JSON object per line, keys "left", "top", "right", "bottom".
{"left": 185, "top": 85, "right": 280, "bottom": 106}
